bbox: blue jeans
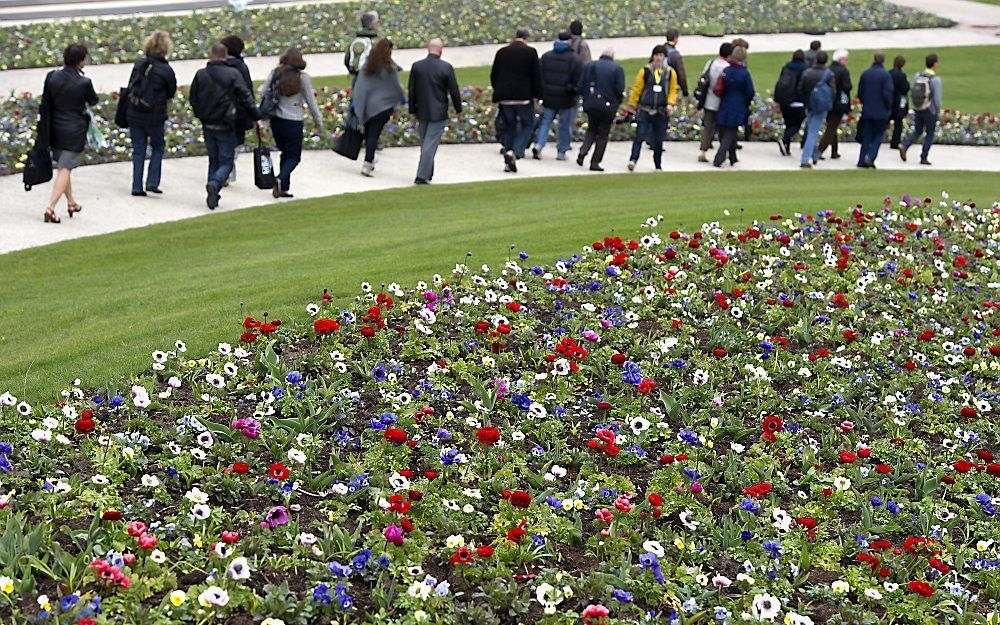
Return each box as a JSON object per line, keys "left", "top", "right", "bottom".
{"left": 269, "top": 116, "right": 303, "bottom": 191}
{"left": 904, "top": 109, "right": 937, "bottom": 160}
{"left": 130, "top": 124, "right": 165, "bottom": 192}
{"left": 203, "top": 127, "right": 238, "bottom": 189}
{"left": 801, "top": 110, "right": 827, "bottom": 165}
{"left": 857, "top": 116, "right": 887, "bottom": 165}
{"left": 629, "top": 110, "right": 668, "bottom": 168}
{"left": 534, "top": 106, "right": 574, "bottom": 155}
{"left": 500, "top": 103, "right": 535, "bottom": 158}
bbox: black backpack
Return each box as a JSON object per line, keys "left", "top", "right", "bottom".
{"left": 693, "top": 59, "right": 713, "bottom": 110}
{"left": 128, "top": 58, "right": 156, "bottom": 113}
{"left": 773, "top": 66, "right": 798, "bottom": 105}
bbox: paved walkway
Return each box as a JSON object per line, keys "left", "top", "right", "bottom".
{"left": 0, "top": 0, "right": 350, "bottom": 23}
{"left": 3, "top": 141, "right": 997, "bottom": 254}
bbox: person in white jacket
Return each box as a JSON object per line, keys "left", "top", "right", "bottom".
{"left": 697, "top": 42, "right": 733, "bottom": 163}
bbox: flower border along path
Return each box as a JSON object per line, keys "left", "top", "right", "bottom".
{"left": 0, "top": 193, "right": 997, "bottom": 623}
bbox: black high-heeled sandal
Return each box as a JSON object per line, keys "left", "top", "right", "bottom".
{"left": 67, "top": 203, "right": 82, "bottom": 218}
{"left": 44, "top": 209, "right": 61, "bottom": 223}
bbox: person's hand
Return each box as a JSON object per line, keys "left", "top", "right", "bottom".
{"left": 666, "top": 104, "right": 674, "bottom": 116}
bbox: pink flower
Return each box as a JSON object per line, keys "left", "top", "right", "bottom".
{"left": 126, "top": 521, "right": 147, "bottom": 537}
{"left": 384, "top": 524, "right": 405, "bottom": 546}
{"left": 582, "top": 603, "right": 610, "bottom": 625}
{"left": 691, "top": 482, "right": 704, "bottom": 494}
{"left": 138, "top": 533, "right": 158, "bottom": 549}
{"left": 613, "top": 496, "right": 632, "bottom": 512}
{"left": 595, "top": 508, "right": 613, "bottom": 523}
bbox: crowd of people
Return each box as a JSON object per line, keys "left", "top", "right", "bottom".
{"left": 30, "top": 12, "right": 946, "bottom": 221}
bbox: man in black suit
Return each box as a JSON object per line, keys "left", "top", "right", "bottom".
{"left": 408, "top": 38, "right": 463, "bottom": 185}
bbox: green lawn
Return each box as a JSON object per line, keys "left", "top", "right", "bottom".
{"left": 1, "top": 170, "right": 997, "bottom": 403}
{"left": 307, "top": 45, "right": 999, "bottom": 114}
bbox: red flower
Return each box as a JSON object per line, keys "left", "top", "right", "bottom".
{"left": 75, "top": 417, "right": 96, "bottom": 435}
{"left": 761, "top": 415, "right": 783, "bottom": 441}
{"left": 636, "top": 378, "right": 656, "bottom": 394}
{"left": 960, "top": 407, "right": 978, "bottom": 419}
{"left": 954, "top": 460, "right": 973, "bottom": 473}
{"left": 839, "top": 451, "right": 857, "bottom": 464}
{"left": 268, "top": 462, "right": 290, "bottom": 480}
{"left": 712, "top": 348, "right": 727, "bottom": 358}
{"left": 313, "top": 318, "right": 341, "bottom": 335}
{"left": 240, "top": 331, "right": 258, "bottom": 343}
{"left": 908, "top": 580, "right": 934, "bottom": 597}
{"left": 796, "top": 517, "right": 817, "bottom": 530}
{"left": 476, "top": 545, "right": 495, "bottom": 558}
{"left": 476, "top": 426, "right": 501, "bottom": 446}
{"left": 648, "top": 492, "right": 663, "bottom": 507}
{"left": 875, "top": 464, "right": 892, "bottom": 474}
{"left": 360, "top": 326, "right": 376, "bottom": 338}
{"left": 508, "top": 490, "right": 531, "bottom": 509}
{"left": 610, "top": 353, "right": 627, "bottom": 366}
{"left": 917, "top": 330, "right": 935, "bottom": 342}
{"left": 221, "top": 530, "right": 240, "bottom": 544}
{"left": 449, "top": 546, "right": 474, "bottom": 565}
{"left": 506, "top": 526, "right": 526, "bottom": 543}
{"left": 384, "top": 428, "right": 408, "bottom": 445}
{"left": 506, "top": 301, "right": 521, "bottom": 312}
{"left": 987, "top": 463, "right": 1000, "bottom": 477}
{"left": 232, "top": 461, "right": 249, "bottom": 474}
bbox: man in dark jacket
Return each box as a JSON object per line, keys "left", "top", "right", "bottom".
{"left": 189, "top": 43, "right": 261, "bottom": 209}
{"left": 220, "top": 35, "right": 254, "bottom": 184}
{"left": 888, "top": 55, "right": 909, "bottom": 149}
{"left": 575, "top": 47, "right": 625, "bottom": 171}
{"left": 408, "top": 38, "right": 463, "bottom": 185}
{"left": 664, "top": 28, "right": 688, "bottom": 97}
{"left": 125, "top": 32, "right": 177, "bottom": 196}
{"left": 818, "top": 49, "right": 852, "bottom": 159}
{"left": 797, "top": 51, "right": 836, "bottom": 168}
{"left": 856, "top": 52, "right": 893, "bottom": 168}
{"left": 531, "top": 32, "right": 582, "bottom": 161}
{"left": 490, "top": 28, "right": 542, "bottom": 172}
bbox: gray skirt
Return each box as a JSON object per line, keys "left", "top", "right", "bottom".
{"left": 52, "top": 149, "right": 82, "bottom": 170}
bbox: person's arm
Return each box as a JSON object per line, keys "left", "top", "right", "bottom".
{"left": 842, "top": 69, "right": 852, "bottom": 93}
{"left": 165, "top": 66, "right": 178, "bottom": 100}
{"left": 233, "top": 75, "right": 260, "bottom": 120}
{"left": 301, "top": 73, "right": 323, "bottom": 129}
{"left": 569, "top": 57, "right": 582, "bottom": 93}
{"left": 448, "top": 67, "right": 462, "bottom": 114}
{"left": 746, "top": 72, "right": 756, "bottom": 103}
{"left": 579, "top": 40, "right": 592, "bottom": 65}
{"left": 932, "top": 76, "right": 942, "bottom": 113}
{"left": 489, "top": 51, "right": 499, "bottom": 90}
{"left": 667, "top": 67, "right": 678, "bottom": 106}
{"left": 407, "top": 66, "right": 417, "bottom": 115}
{"left": 670, "top": 51, "right": 688, "bottom": 96}
{"left": 881, "top": 74, "right": 892, "bottom": 112}
{"left": 85, "top": 79, "right": 98, "bottom": 106}
{"left": 627, "top": 67, "right": 645, "bottom": 108}
{"left": 531, "top": 53, "right": 543, "bottom": 100}
{"left": 615, "top": 66, "right": 626, "bottom": 103}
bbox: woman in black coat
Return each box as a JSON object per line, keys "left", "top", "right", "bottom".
{"left": 126, "top": 31, "right": 177, "bottom": 196}
{"left": 42, "top": 43, "right": 98, "bottom": 223}
{"left": 888, "top": 55, "right": 910, "bottom": 149}
{"left": 220, "top": 35, "right": 254, "bottom": 185}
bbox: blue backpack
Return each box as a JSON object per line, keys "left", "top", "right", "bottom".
{"left": 809, "top": 68, "right": 833, "bottom": 113}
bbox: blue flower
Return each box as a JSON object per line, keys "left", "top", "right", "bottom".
{"left": 371, "top": 363, "right": 388, "bottom": 382}
{"left": 886, "top": 501, "right": 901, "bottom": 515}
{"left": 285, "top": 370, "right": 303, "bottom": 384}
{"left": 613, "top": 589, "right": 633, "bottom": 603}
{"left": 870, "top": 496, "right": 884, "bottom": 507}
{"left": 677, "top": 429, "right": 699, "bottom": 445}
{"left": 763, "top": 540, "right": 784, "bottom": 559}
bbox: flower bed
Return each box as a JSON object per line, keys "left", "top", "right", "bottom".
{"left": 0, "top": 0, "right": 951, "bottom": 70}
{"left": 2, "top": 86, "right": 997, "bottom": 177}
{"left": 0, "top": 194, "right": 998, "bottom": 624}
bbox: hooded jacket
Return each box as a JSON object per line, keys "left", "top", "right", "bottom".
{"left": 539, "top": 41, "right": 582, "bottom": 109}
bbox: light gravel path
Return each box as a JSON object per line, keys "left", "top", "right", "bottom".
{"left": 2, "top": 141, "right": 997, "bottom": 255}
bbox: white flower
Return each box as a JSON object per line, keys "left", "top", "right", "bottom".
{"left": 784, "top": 612, "right": 814, "bottom": 625}
{"left": 551, "top": 358, "right": 571, "bottom": 376}
{"left": 185, "top": 487, "right": 209, "bottom": 504}
{"left": 206, "top": 374, "right": 225, "bottom": 389}
{"left": 149, "top": 549, "right": 166, "bottom": 564}
{"left": 198, "top": 586, "right": 229, "bottom": 607}
{"left": 141, "top": 474, "right": 160, "bottom": 487}
{"left": 228, "top": 556, "right": 251, "bottom": 581}
{"left": 175, "top": 340, "right": 187, "bottom": 352}
{"left": 167, "top": 376, "right": 182, "bottom": 388}
{"left": 0, "top": 392, "right": 16, "bottom": 407}
{"left": 91, "top": 474, "right": 110, "bottom": 485}
{"left": 218, "top": 342, "right": 232, "bottom": 355}
{"left": 287, "top": 448, "right": 306, "bottom": 464}
{"left": 772, "top": 508, "right": 793, "bottom": 532}
{"left": 196, "top": 432, "right": 214, "bottom": 448}
{"left": 680, "top": 510, "right": 700, "bottom": 531}
{"left": 152, "top": 351, "right": 168, "bottom": 363}
{"left": 131, "top": 386, "right": 150, "bottom": 409}
{"left": 751, "top": 593, "right": 782, "bottom": 621}
{"left": 31, "top": 429, "right": 51, "bottom": 442}
{"left": 191, "top": 504, "right": 211, "bottom": 520}
{"left": 17, "top": 402, "right": 32, "bottom": 415}
{"left": 833, "top": 476, "right": 852, "bottom": 491}
{"left": 642, "top": 540, "right": 665, "bottom": 557}
{"left": 864, "top": 588, "right": 882, "bottom": 601}
{"left": 831, "top": 580, "right": 850, "bottom": 594}
{"left": 630, "top": 417, "right": 650, "bottom": 434}
{"left": 712, "top": 575, "right": 732, "bottom": 588}
{"left": 445, "top": 535, "right": 464, "bottom": 549}
{"left": 407, "top": 580, "right": 432, "bottom": 600}
{"left": 389, "top": 473, "right": 410, "bottom": 491}
{"left": 223, "top": 362, "right": 239, "bottom": 377}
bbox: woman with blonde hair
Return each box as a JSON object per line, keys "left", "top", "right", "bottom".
{"left": 351, "top": 38, "right": 404, "bottom": 176}
{"left": 262, "top": 47, "right": 323, "bottom": 198}
{"left": 126, "top": 31, "right": 177, "bottom": 196}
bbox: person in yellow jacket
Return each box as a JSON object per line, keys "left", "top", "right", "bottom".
{"left": 627, "top": 45, "right": 677, "bottom": 171}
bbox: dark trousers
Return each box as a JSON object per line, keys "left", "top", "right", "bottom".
{"left": 579, "top": 113, "right": 612, "bottom": 166}
{"left": 818, "top": 111, "right": 844, "bottom": 156}
{"left": 629, "top": 110, "right": 668, "bottom": 168}
{"left": 130, "top": 124, "right": 165, "bottom": 193}
{"left": 857, "top": 116, "right": 888, "bottom": 165}
{"left": 203, "top": 126, "right": 238, "bottom": 188}
{"left": 779, "top": 105, "right": 806, "bottom": 146}
{"left": 713, "top": 125, "right": 739, "bottom": 166}
{"left": 699, "top": 109, "right": 717, "bottom": 151}
{"left": 903, "top": 109, "right": 937, "bottom": 160}
{"left": 363, "top": 108, "right": 393, "bottom": 164}
{"left": 889, "top": 113, "right": 906, "bottom": 149}
{"left": 499, "top": 103, "right": 535, "bottom": 157}
{"left": 269, "top": 116, "right": 303, "bottom": 191}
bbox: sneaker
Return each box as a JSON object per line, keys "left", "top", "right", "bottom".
{"left": 627, "top": 161, "right": 636, "bottom": 171}
{"left": 361, "top": 161, "right": 374, "bottom": 177}
{"left": 531, "top": 146, "right": 541, "bottom": 160}
{"left": 800, "top": 162, "right": 812, "bottom": 169}
{"left": 576, "top": 152, "right": 585, "bottom": 167}
{"left": 206, "top": 182, "right": 219, "bottom": 209}
{"left": 920, "top": 158, "right": 931, "bottom": 165}
{"left": 697, "top": 153, "right": 708, "bottom": 163}
{"left": 589, "top": 164, "right": 604, "bottom": 172}
{"left": 504, "top": 149, "right": 518, "bottom": 173}
{"left": 556, "top": 153, "right": 568, "bottom": 161}
{"left": 776, "top": 139, "right": 787, "bottom": 156}
{"left": 899, "top": 146, "right": 908, "bottom": 162}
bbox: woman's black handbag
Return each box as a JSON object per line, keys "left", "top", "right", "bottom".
{"left": 332, "top": 112, "right": 363, "bottom": 160}
{"left": 23, "top": 143, "right": 53, "bottom": 191}
{"left": 253, "top": 127, "right": 276, "bottom": 190}
{"left": 115, "top": 87, "right": 130, "bottom": 128}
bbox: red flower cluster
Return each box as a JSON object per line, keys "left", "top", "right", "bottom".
{"left": 89, "top": 559, "right": 131, "bottom": 587}
{"left": 474, "top": 319, "right": 511, "bottom": 353}
{"left": 545, "top": 336, "right": 588, "bottom": 370}
{"left": 588, "top": 428, "right": 620, "bottom": 457}
{"left": 383, "top": 428, "right": 408, "bottom": 445}
{"left": 476, "top": 426, "right": 501, "bottom": 446}
{"left": 647, "top": 492, "right": 663, "bottom": 517}
{"left": 75, "top": 408, "right": 96, "bottom": 435}
{"left": 313, "top": 318, "right": 340, "bottom": 335}
{"left": 742, "top": 482, "right": 773, "bottom": 499}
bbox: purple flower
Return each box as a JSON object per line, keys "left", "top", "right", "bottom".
{"left": 384, "top": 524, "right": 404, "bottom": 546}
{"left": 260, "top": 505, "right": 289, "bottom": 529}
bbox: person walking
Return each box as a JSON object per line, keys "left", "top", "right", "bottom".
{"left": 408, "top": 38, "right": 462, "bottom": 185}
{"left": 126, "top": 31, "right": 177, "bottom": 197}
{"left": 855, "top": 52, "right": 893, "bottom": 168}
{"left": 352, "top": 38, "right": 404, "bottom": 177}
{"left": 805, "top": 40, "right": 822, "bottom": 67}
{"left": 490, "top": 28, "right": 542, "bottom": 172}
{"left": 40, "top": 43, "right": 98, "bottom": 224}
{"left": 900, "top": 53, "right": 942, "bottom": 165}
{"left": 797, "top": 51, "right": 836, "bottom": 169}
{"left": 220, "top": 35, "right": 254, "bottom": 185}
{"left": 568, "top": 20, "right": 592, "bottom": 65}
{"left": 888, "top": 55, "right": 910, "bottom": 150}
{"left": 576, "top": 47, "right": 624, "bottom": 172}
{"left": 696, "top": 42, "right": 732, "bottom": 163}
{"left": 531, "top": 32, "right": 582, "bottom": 161}
{"left": 712, "top": 46, "right": 754, "bottom": 168}
{"left": 773, "top": 49, "right": 808, "bottom": 156}
{"left": 345, "top": 10, "right": 379, "bottom": 86}
{"left": 261, "top": 48, "right": 323, "bottom": 197}
{"left": 818, "top": 49, "right": 852, "bottom": 159}
{"left": 663, "top": 28, "right": 688, "bottom": 98}
{"left": 189, "top": 43, "right": 261, "bottom": 209}
{"left": 626, "top": 45, "right": 676, "bottom": 171}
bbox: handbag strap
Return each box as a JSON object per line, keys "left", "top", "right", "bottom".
{"left": 256, "top": 124, "right": 264, "bottom": 147}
